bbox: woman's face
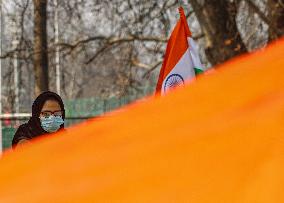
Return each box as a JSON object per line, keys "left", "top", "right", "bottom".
{"left": 40, "top": 100, "right": 62, "bottom": 118}
{"left": 39, "top": 99, "right": 64, "bottom": 133}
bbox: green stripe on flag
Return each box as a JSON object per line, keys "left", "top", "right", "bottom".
{"left": 194, "top": 68, "right": 203, "bottom": 75}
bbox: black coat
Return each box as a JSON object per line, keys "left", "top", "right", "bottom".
{"left": 12, "top": 91, "right": 65, "bottom": 148}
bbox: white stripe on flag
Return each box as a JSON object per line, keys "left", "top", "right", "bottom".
{"left": 161, "top": 48, "right": 196, "bottom": 94}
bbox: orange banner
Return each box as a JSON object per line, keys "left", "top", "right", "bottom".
{"left": 0, "top": 38, "right": 284, "bottom": 202}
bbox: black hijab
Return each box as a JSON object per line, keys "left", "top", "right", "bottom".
{"left": 12, "top": 91, "right": 65, "bottom": 148}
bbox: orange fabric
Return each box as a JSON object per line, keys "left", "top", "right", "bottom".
{"left": 0, "top": 38, "right": 284, "bottom": 202}
{"left": 156, "top": 7, "right": 191, "bottom": 93}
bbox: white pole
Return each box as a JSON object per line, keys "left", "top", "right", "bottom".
{"left": 0, "top": 0, "right": 3, "bottom": 154}
{"left": 54, "top": 0, "right": 60, "bottom": 95}
{"left": 11, "top": 16, "right": 19, "bottom": 117}
{"left": 13, "top": 39, "right": 19, "bottom": 115}
{"left": 0, "top": 113, "right": 31, "bottom": 119}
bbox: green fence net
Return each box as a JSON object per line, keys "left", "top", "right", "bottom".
{"left": 2, "top": 93, "right": 151, "bottom": 151}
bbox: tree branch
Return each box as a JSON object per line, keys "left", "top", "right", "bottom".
{"left": 244, "top": 0, "right": 282, "bottom": 37}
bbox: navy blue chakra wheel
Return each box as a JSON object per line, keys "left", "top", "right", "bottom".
{"left": 164, "top": 74, "right": 185, "bottom": 92}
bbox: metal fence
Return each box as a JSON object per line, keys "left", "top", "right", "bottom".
{"left": 1, "top": 117, "right": 88, "bottom": 151}
{"left": 1, "top": 93, "right": 151, "bottom": 151}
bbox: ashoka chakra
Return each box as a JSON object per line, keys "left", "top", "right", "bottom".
{"left": 164, "top": 74, "right": 185, "bottom": 93}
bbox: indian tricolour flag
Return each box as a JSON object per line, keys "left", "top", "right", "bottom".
{"left": 156, "top": 7, "right": 204, "bottom": 95}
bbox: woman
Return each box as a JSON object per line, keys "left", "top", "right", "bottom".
{"left": 12, "top": 91, "right": 65, "bottom": 148}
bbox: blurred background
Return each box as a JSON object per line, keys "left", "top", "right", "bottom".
{"left": 0, "top": 0, "right": 283, "bottom": 151}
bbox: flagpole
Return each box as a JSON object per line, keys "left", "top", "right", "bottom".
{"left": 178, "top": 0, "right": 184, "bottom": 7}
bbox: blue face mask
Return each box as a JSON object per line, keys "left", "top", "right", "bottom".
{"left": 40, "top": 115, "right": 64, "bottom": 133}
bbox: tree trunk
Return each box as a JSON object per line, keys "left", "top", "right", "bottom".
{"left": 267, "top": 0, "right": 284, "bottom": 41}
{"left": 190, "top": 0, "right": 247, "bottom": 65}
{"left": 33, "top": 0, "right": 49, "bottom": 96}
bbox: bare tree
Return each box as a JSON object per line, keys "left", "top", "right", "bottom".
{"left": 33, "top": 0, "right": 48, "bottom": 96}
{"left": 267, "top": 0, "right": 284, "bottom": 41}
{"left": 1, "top": 0, "right": 284, "bottom": 114}
{"left": 190, "top": 0, "right": 247, "bottom": 65}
